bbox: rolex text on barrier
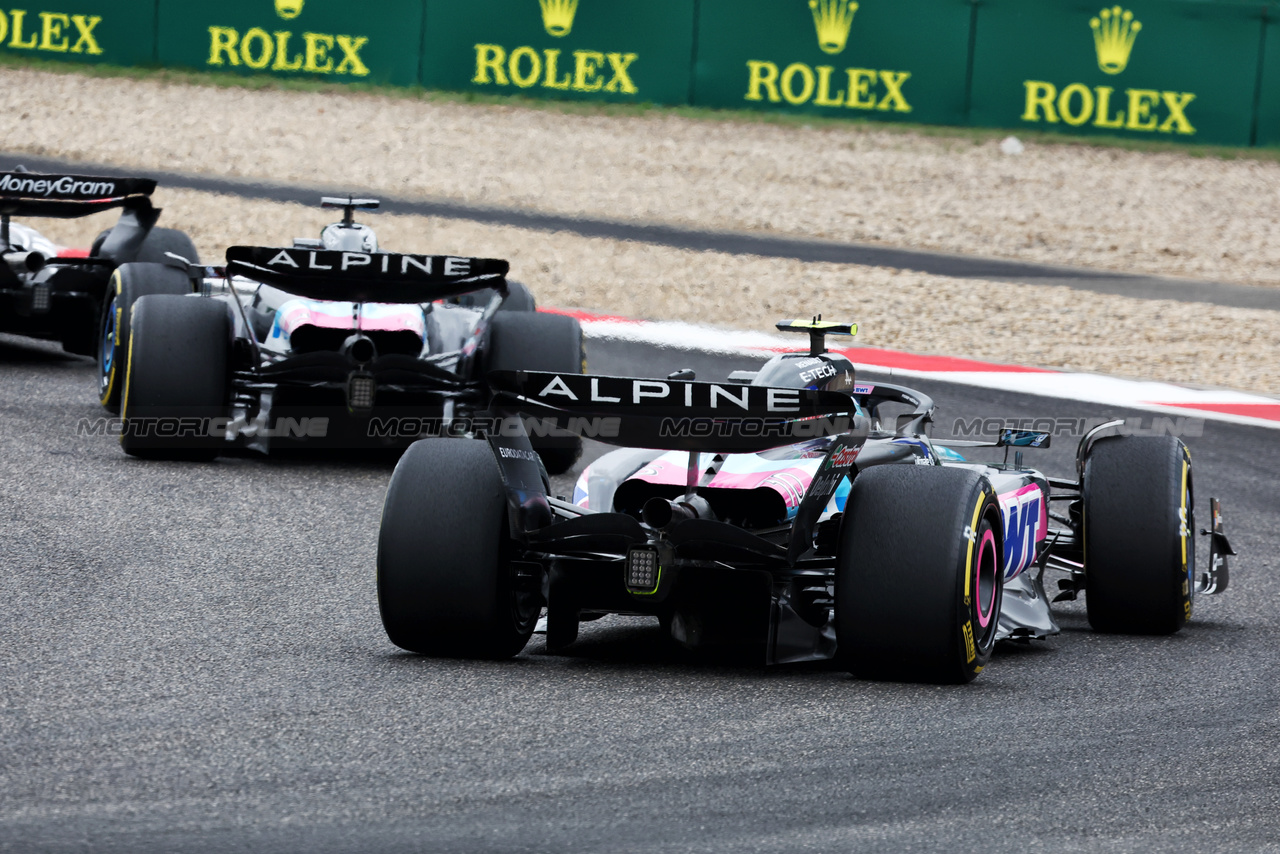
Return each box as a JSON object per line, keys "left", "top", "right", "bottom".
{"left": 692, "top": 0, "right": 972, "bottom": 125}
{"left": 421, "top": 0, "right": 696, "bottom": 105}
{"left": 156, "top": 0, "right": 424, "bottom": 86}
{"left": 5, "top": 0, "right": 1279, "bottom": 148}
{"left": 0, "top": 0, "right": 153, "bottom": 65}
{"left": 969, "top": 0, "right": 1266, "bottom": 146}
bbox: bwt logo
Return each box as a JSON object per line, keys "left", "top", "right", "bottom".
{"left": 999, "top": 485, "right": 1046, "bottom": 579}
{"left": 0, "top": 10, "right": 102, "bottom": 55}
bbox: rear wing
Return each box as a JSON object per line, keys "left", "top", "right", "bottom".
{"left": 224, "top": 246, "right": 509, "bottom": 304}
{"left": 488, "top": 370, "right": 868, "bottom": 454}
{"left": 0, "top": 171, "right": 155, "bottom": 218}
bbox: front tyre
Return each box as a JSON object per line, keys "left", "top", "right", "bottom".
{"left": 1083, "top": 435, "right": 1194, "bottom": 634}
{"left": 836, "top": 466, "right": 1003, "bottom": 684}
{"left": 377, "top": 439, "right": 538, "bottom": 658}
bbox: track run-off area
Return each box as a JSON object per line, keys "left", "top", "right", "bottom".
{"left": 2, "top": 324, "right": 1279, "bottom": 852}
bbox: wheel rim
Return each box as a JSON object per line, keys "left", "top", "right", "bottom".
{"left": 99, "top": 295, "right": 117, "bottom": 394}
{"left": 975, "top": 527, "right": 999, "bottom": 631}
{"left": 1183, "top": 482, "right": 1195, "bottom": 606}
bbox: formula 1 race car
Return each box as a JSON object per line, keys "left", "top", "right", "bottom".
{"left": 0, "top": 168, "right": 197, "bottom": 358}
{"left": 111, "top": 196, "right": 584, "bottom": 469}
{"left": 376, "top": 320, "right": 1234, "bottom": 683}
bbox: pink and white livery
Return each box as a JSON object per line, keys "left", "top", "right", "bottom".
{"left": 377, "top": 318, "right": 1234, "bottom": 684}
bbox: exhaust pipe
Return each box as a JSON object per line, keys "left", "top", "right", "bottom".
{"left": 5, "top": 250, "right": 48, "bottom": 275}
{"left": 642, "top": 495, "right": 715, "bottom": 530}
{"left": 341, "top": 333, "right": 377, "bottom": 365}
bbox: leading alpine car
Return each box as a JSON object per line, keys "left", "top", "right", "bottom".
{"left": 376, "top": 320, "right": 1234, "bottom": 683}
{"left": 112, "top": 196, "right": 583, "bottom": 469}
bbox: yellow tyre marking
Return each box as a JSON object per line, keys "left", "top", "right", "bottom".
{"left": 119, "top": 307, "right": 138, "bottom": 443}
{"left": 111, "top": 270, "right": 123, "bottom": 344}
{"left": 963, "top": 492, "right": 985, "bottom": 606}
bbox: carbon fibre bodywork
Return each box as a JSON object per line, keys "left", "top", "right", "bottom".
{"left": 110, "top": 197, "right": 578, "bottom": 457}
{"left": 468, "top": 345, "right": 1230, "bottom": 669}
{"left": 164, "top": 249, "right": 521, "bottom": 453}
{"left": 0, "top": 171, "right": 165, "bottom": 355}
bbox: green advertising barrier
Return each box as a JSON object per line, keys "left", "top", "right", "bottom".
{"left": 692, "top": 0, "right": 974, "bottom": 125}
{"left": 421, "top": 0, "right": 696, "bottom": 105}
{"left": 969, "top": 0, "right": 1266, "bottom": 146}
{"left": 156, "top": 0, "right": 424, "bottom": 87}
{"left": 1252, "top": 8, "right": 1280, "bottom": 146}
{"left": 0, "top": 1, "right": 155, "bottom": 66}
{"left": 6, "top": 0, "right": 1278, "bottom": 149}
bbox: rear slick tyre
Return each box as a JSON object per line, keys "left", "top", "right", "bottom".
{"left": 120, "top": 295, "right": 230, "bottom": 460}
{"left": 485, "top": 311, "right": 585, "bottom": 475}
{"left": 836, "top": 465, "right": 1003, "bottom": 684}
{"left": 1083, "top": 435, "right": 1194, "bottom": 634}
{"left": 99, "top": 263, "right": 194, "bottom": 414}
{"left": 377, "top": 439, "right": 538, "bottom": 658}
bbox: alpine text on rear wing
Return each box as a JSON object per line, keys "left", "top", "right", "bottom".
{"left": 488, "top": 370, "right": 870, "bottom": 453}
{"left": 224, "top": 245, "right": 510, "bottom": 304}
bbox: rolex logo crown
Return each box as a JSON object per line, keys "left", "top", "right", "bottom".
{"left": 1090, "top": 6, "right": 1142, "bottom": 75}
{"left": 275, "top": 0, "right": 303, "bottom": 19}
{"left": 809, "top": 0, "right": 858, "bottom": 56}
{"left": 539, "top": 0, "right": 579, "bottom": 37}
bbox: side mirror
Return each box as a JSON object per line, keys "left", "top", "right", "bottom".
{"left": 998, "top": 429, "right": 1051, "bottom": 448}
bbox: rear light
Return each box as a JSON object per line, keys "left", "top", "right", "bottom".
{"left": 625, "top": 547, "right": 661, "bottom": 595}
{"left": 31, "top": 284, "right": 50, "bottom": 312}
{"left": 347, "top": 373, "right": 376, "bottom": 411}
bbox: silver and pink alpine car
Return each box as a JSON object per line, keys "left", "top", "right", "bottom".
{"left": 103, "top": 196, "right": 585, "bottom": 469}
{"left": 375, "top": 320, "right": 1233, "bottom": 683}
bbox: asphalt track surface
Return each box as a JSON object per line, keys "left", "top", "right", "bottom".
{"left": 2, "top": 329, "right": 1279, "bottom": 853}
{"left": 5, "top": 151, "right": 1279, "bottom": 312}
